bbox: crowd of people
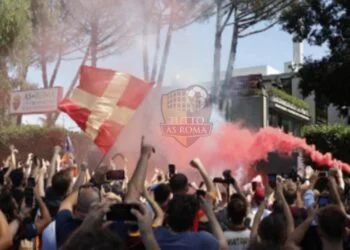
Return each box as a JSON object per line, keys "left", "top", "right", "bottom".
{"left": 0, "top": 138, "right": 349, "bottom": 250}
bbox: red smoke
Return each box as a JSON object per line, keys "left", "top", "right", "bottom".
{"left": 199, "top": 124, "right": 350, "bottom": 176}
{"left": 137, "top": 123, "right": 350, "bottom": 181}
{"left": 115, "top": 91, "right": 350, "bottom": 182}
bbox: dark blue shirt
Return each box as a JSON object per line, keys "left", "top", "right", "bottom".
{"left": 55, "top": 210, "right": 82, "bottom": 248}
{"left": 154, "top": 227, "right": 220, "bottom": 250}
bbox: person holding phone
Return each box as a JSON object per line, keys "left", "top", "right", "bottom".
{"left": 153, "top": 195, "right": 228, "bottom": 250}
{"left": 61, "top": 201, "right": 161, "bottom": 250}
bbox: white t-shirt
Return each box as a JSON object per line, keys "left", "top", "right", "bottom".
{"left": 247, "top": 207, "right": 271, "bottom": 227}
{"left": 224, "top": 229, "right": 251, "bottom": 250}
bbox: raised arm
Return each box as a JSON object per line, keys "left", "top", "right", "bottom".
{"left": 4, "top": 146, "right": 18, "bottom": 184}
{"left": 125, "top": 137, "right": 155, "bottom": 203}
{"left": 9, "top": 145, "right": 17, "bottom": 169}
{"left": 190, "top": 158, "right": 216, "bottom": 196}
{"left": 47, "top": 145, "right": 61, "bottom": 188}
{"left": 286, "top": 204, "right": 318, "bottom": 247}
{"left": 34, "top": 184, "right": 52, "bottom": 234}
{"left": 73, "top": 164, "right": 90, "bottom": 192}
{"left": 250, "top": 199, "right": 267, "bottom": 241}
{"left": 328, "top": 176, "right": 346, "bottom": 214}
{"left": 200, "top": 196, "right": 228, "bottom": 250}
{"left": 0, "top": 210, "right": 13, "bottom": 249}
{"left": 276, "top": 176, "right": 294, "bottom": 235}
{"left": 59, "top": 191, "right": 78, "bottom": 212}
{"left": 37, "top": 163, "right": 47, "bottom": 198}
{"left": 143, "top": 188, "right": 164, "bottom": 227}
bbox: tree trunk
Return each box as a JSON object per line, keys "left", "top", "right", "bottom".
{"left": 213, "top": 0, "right": 223, "bottom": 99}
{"left": 49, "top": 53, "right": 62, "bottom": 87}
{"left": 51, "top": 45, "right": 90, "bottom": 124}
{"left": 142, "top": 0, "right": 149, "bottom": 81}
{"left": 39, "top": 52, "right": 49, "bottom": 88}
{"left": 90, "top": 18, "right": 98, "bottom": 67}
{"left": 46, "top": 113, "right": 53, "bottom": 127}
{"left": 213, "top": 34, "right": 222, "bottom": 101}
{"left": 39, "top": 50, "right": 54, "bottom": 126}
{"left": 224, "top": 15, "right": 239, "bottom": 86}
{"left": 157, "top": 23, "right": 174, "bottom": 86}
{"left": 16, "top": 64, "right": 29, "bottom": 126}
{"left": 151, "top": 14, "right": 162, "bottom": 82}
{"left": 0, "top": 59, "right": 9, "bottom": 126}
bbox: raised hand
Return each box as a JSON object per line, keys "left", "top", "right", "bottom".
{"left": 190, "top": 158, "right": 204, "bottom": 170}
{"left": 276, "top": 175, "right": 284, "bottom": 195}
{"left": 9, "top": 145, "right": 18, "bottom": 154}
{"left": 140, "top": 136, "right": 155, "bottom": 159}
{"left": 54, "top": 145, "right": 62, "bottom": 154}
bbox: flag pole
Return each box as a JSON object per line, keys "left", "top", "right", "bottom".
{"left": 96, "top": 154, "right": 107, "bottom": 169}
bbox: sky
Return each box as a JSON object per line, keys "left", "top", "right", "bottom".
{"left": 24, "top": 16, "right": 327, "bottom": 128}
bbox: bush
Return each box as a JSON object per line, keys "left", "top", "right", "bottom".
{"left": 302, "top": 124, "right": 350, "bottom": 164}
{"left": 268, "top": 87, "right": 310, "bottom": 110}
{"left": 0, "top": 125, "right": 92, "bottom": 164}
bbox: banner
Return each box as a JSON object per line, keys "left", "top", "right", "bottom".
{"left": 9, "top": 87, "right": 63, "bottom": 115}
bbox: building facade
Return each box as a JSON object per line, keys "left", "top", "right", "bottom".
{"left": 217, "top": 68, "right": 344, "bottom": 136}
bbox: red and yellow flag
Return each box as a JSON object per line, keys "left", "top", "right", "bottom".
{"left": 59, "top": 66, "right": 153, "bottom": 154}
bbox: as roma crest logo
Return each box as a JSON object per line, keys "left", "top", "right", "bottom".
{"left": 160, "top": 85, "right": 212, "bottom": 147}
{"left": 12, "top": 94, "right": 21, "bottom": 111}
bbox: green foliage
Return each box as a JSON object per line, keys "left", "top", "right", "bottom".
{"left": 0, "top": 0, "right": 32, "bottom": 56}
{"left": 279, "top": 0, "right": 350, "bottom": 109}
{"left": 0, "top": 125, "right": 92, "bottom": 163}
{"left": 268, "top": 87, "right": 310, "bottom": 110}
{"left": 302, "top": 124, "right": 350, "bottom": 164}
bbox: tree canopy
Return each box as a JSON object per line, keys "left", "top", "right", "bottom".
{"left": 0, "top": 0, "right": 32, "bottom": 126}
{"left": 280, "top": 0, "right": 350, "bottom": 110}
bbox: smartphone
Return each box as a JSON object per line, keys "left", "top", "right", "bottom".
{"left": 268, "top": 174, "right": 277, "bottom": 188}
{"left": 27, "top": 177, "right": 35, "bottom": 188}
{"left": 168, "top": 164, "right": 176, "bottom": 176}
{"left": 318, "top": 195, "right": 330, "bottom": 208}
{"left": 196, "top": 190, "right": 206, "bottom": 197}
{"left": 106, "top": 203, "right": 140, "bottom": 221}
{"left": 106, "top": 170, "right": 125, "bottom": 181}
{"left": 213, "top": 177, "right": 228, "bottom": 184}
{"left": 24, "top": 187, "right": 34, "bottom": 207}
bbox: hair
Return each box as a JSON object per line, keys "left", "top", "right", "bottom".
{"left": 52, "top": 170, "right": 72, "bottom": 197}
{"left": 61, "top": 228, "right": 123, "bottom": 250}
{"left": 154, "top": 183, "right": 171, "bottom": 205}
{"left": 167, "top": 195, "right": 199, "bottom": 232}
{"left": 0, "top": 192, "right": 18, "bottom": 222}
{"left": 169, "top": 173, "right": 188, "bottom": 194}
{"left": 258, "top": 213, "right": 287, "bottom": 245}
{"left": 76, "top": 186, "right": 100, "bottom": 215}
{"left": 318, "top": 205, "right": 346, "bottom": 243}
{"left": 9, "top": 169, "right": 24, "bottom": 188}
{"left": 283, "top": 181, "right": 297, "bottom": 205}
{"left": 227, "top": 194, "right": 247, "bottom": 225}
